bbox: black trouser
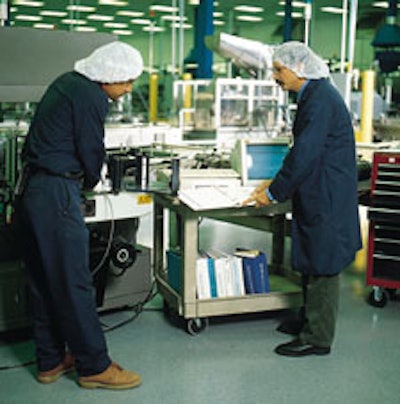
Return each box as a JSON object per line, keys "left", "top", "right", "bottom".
{"left": 299, "top": 274, "right": 340, "bottom": 348}
{"left": 19, "top": 172, "right": 111, "bottom": 376}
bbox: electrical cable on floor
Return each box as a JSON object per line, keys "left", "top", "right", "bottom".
{"left": 0, "top": 278, "right": 158, "bottom": 371}
{"left": 0, "top": 360, "right": 36, "bottom": 371}
{"left": 100, "top": 280, "right": 158, "bottom": 332}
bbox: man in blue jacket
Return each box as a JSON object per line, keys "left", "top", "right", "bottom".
{"left": 17, "top": 42, "right": 144, "bottom": 388}
{"left": 243, "top": 41, "right": 361, "bottom": 357}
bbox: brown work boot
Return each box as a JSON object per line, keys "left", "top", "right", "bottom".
{"left": 37, "top": 352, "right": 75, "bottom": 384}
{"left": 78, "top": 362, "right": 141, "bottom": 390}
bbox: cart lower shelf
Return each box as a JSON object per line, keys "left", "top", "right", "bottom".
{"left": 157, "top": 274, "right": 302, "bottom": 334}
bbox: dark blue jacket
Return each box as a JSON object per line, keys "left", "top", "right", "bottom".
{"left": 23, "top": 71, "right": 108, "bottom": 189}
{"left": 269, "top": 79, "right": 362, "bottom": 275}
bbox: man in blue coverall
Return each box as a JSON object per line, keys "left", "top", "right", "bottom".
{"left": 243, "top": 41, "right": 361, "bottom": 357}
{"left": 17, "top": 42, "right": 144, "bottom": 388}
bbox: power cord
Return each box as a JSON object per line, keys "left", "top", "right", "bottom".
{"left": 0, "top": 282, "right": 159, "bottom": 371}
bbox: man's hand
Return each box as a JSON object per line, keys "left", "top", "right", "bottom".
{"left": 253, "top": 179, "right": 273, "bottom": 195}
{"left": 241, "top": 179, "right": 273, "bottom": 207}
{"left": 241, "top": 189, "right": 272, "bottom": 208}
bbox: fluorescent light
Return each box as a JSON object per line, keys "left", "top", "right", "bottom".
{"left": 149, "top": 5, "right": 178, "bottom": 13}
{"left": 372, "top": 1, "right": 400, "bottom": 7}
{"left": 33, "top": 23, "right": 55, "bottom": 29}
{"left": 104, "top": 22, "right": 128, "bottom": 28}
{"left": 14, "top": 1, "right": 44, "bottom": 6}
{"left": 131, "top": 18, "right": 152, "bottom": 25}
{"left": 279, "top": 1, "right": 307, "bottom": 7}
{"left": 170, "top": 22, "right": 192, "bottom": 29}
{"left": 213, "top": 20, "right": 225, "bottom": 26}
{"left": 40, "top": 10, "right": 68, "bottom": 17}
{"left": 61, "top": 19, "right": 87, "bottom": 25}
{"left": 162, "top": 15, "right": 187, "bottom": 22}
{"left": 99, "top": 0, "right": 128, "bottom": 6}
{"left": 87, "top": 14, "right": 114, "bottom": 21}
{"left": 321, "top": 6, "right": 345, "bottom": 14}
{"left": 116, "top": 11, "right": 144, "bottom": 17}
{"left": 236, "top": 15, "right": 263, "bottom": 22}
{"left": 142, "top": 26, "right": 165, "bottom": 32}
{"left": 66, "top": 5, "right": 96, "bottom": 13}
{"left": 213, "top": 12, "right": 223, "bottom": 17}
{"left": 112, "top": 29, "right": 133, "bottom": 36}
{"left": 75, "top": 26, "right": 97, "bottom": 32}
{"left": 15, "top": 14, "right": 42, "bottom": 21}
{"left": 276, "top": 11, "right": 303, "bottom": 18}
{"left": 234, "top": 5, "right": 263, "bottom": 13}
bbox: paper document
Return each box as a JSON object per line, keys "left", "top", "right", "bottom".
{"left": 178, "top": 186, "right": 255, "bottom": 211}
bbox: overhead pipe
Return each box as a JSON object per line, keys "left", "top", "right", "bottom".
{"left": 304, "top": 0, "right": 312, "bottom": 46}
{"left": 347, "top": 0, "right": 358, "bottom": 71}
{"left": 340, "top": 0, "right": 349, "bottom": 73}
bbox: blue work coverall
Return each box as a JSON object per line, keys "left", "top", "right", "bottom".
{"left": 270, "top": 79, "right": 362, "bottom": 347}
{"left": 18, "top": 71, "right": 112, "bottom": 376}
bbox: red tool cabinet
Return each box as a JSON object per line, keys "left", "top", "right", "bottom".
{"left": 366, "top": 151, "right": 400, "bottom": 307}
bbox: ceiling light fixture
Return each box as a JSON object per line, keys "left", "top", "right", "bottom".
{"left": 142, "top": 25, "right": 165, "bottom": 32}
{"left": 75, "top": 26, "right": 97, "bottom": 32}
{"left": 33, "top": 23, "right": 55, "bottom": 29}
{"left": 162, "top": 15, "right": 187, "bottom": 22}
{"left": 131, "top": 18, "right": 152, "bottom": 25}
{"left": 112, "top": 29, "right": 133, "bottom": 35}
{"left": 234, "top": 5, "right": 263, "bottom": 13}
{"left": 99, "top": 0, "right": 128, "bottom": 6}
{"left": 170, "top": 22, "right": 192, "bottom": 29}
{"left": 236, "top": 15, "right": 263, "bottom": 22}
{"left": 104, "top": 22, "right": 128, "bottom": 28}
{"left": 116, "top": 11, "right": 144, "bottom": 17}
{"left": 87, "top": 14, "right": 114, "bottom": 21}
{"left": 61, "top": 18, "right": 87, "bottom": 25}
{"left": 276, "top": 11, "right": 303, "bottom": 18}
{"left": 40, "top": 10, "right": 68, "bottom": 17}
{"left": 15, "top": 14, "right": 42, "bottom": 21}
{"left": 321, "top": 6, "right": 345, "bottom": 14}
{"left": 278, "top": 1, "right": 307, "bottom": 8}
{"left": 66, "top": 5, "right": 96, "bottom": 13}
{"left": 13, "top": 1, "right": 44, "bottom": 6}
{"left": 149, "top": 5, "right": 178, "bottom": 13}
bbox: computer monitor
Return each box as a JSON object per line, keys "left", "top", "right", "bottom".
{"left": 230, "top": 138, "right": 290, "bottom": 186}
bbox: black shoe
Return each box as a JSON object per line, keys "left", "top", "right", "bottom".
{"left": 274, "top": 339, "right": 331, "bottom": 357}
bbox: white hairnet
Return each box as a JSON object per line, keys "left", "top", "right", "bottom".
{"left": 74, "top": 41, "right": 143, "bottom": 83}
{"left": 273, "top": 41, "right": 329, "bottom": 79}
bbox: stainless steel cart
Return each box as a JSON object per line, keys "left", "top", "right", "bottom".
{"left": 153, "top": 193, "right": 301, "bottom": 334}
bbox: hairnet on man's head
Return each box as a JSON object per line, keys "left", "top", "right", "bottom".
{"left": 74, "top": 41, "right": 143, "bottom": 83}
{"left": 273, "top": 41, "right": 329, "bottom": 79}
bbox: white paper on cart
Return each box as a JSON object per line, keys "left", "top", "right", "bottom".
{"left": 178, "top": 186, "right": 256, "bottom": 211}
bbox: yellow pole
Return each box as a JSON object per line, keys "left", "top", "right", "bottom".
{"left": 358, "top": 70, "right": 375, "bottom": 143}
{"left": 149, "top": 73, "right": 158, "bottom": 123}
{"left": 182, "top": 73, "right": 192, "bottom": 124}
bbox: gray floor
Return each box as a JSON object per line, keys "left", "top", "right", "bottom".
{"left": 1, "top": 212, "right": 400, "bottom": 403}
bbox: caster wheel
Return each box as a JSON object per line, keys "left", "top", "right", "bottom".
{"left": 367, "top": 288, "right": 389, "bottom": 308}
{"left": 186, "top": 318, "right": 209, "bottom": 335}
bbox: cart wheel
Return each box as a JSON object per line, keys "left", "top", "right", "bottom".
{"left": 186, "top": 318, "right": 208, "bottom": 336}
{"left": 367, "top": 288, "right": 389, "bottom": 308}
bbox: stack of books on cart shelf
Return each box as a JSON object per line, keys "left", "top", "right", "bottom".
{"left": 196, "top": 249, "right": 270, "bottom": 300}
{"left": 166, "top": 248, "right": 270, "bottom": 298}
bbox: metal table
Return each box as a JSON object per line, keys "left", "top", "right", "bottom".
{"left": 153, "top": 192, "right": 301, "bottom": 334}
